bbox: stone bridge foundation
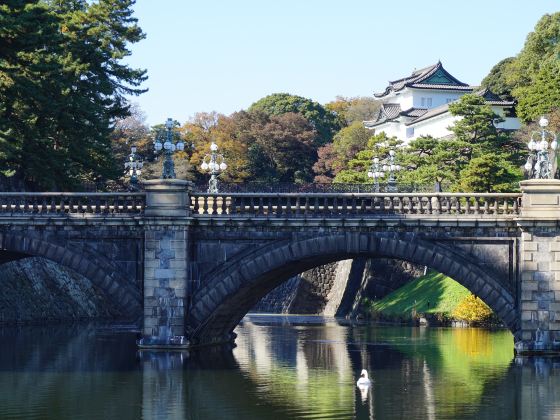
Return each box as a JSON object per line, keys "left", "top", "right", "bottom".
{"left": 516, "top": 180, "right": 560, "bottom": 354}
{"left": 139, "top": 180, "right": 191, "bottom": 349}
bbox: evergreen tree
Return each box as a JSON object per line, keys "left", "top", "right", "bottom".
{"left": 0, "top": 0, "right": 147, "bottom": 190}
{"left": 480, "top": 57, "right": 516, "bottom": 100}
{"left": 0, "top": 0, "right": 65, "bottom": 188}
{"left": 333, "top": 133, "right": 401, "bottom": 183}
{"left": 515, "top": 59, "right": 560, "bottom": 123}
{"left": 457, "top": 154, "right": 522, "bottom": 193}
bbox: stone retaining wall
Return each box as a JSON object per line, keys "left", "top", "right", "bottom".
{"left": 253, "top": 258, "right": 424, "bottom": 316}
{"left": 0, "top": 257, "right": 130, "bottom": 324}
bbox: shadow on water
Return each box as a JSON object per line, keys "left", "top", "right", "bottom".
{"left": 0, "top": 320, "right": 559, "bottom": 419}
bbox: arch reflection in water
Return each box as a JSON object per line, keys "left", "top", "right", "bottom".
{"left": 0, "top": 322, "right": 559, "bottom": 419}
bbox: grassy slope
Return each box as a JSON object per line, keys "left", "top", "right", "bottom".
{"left": 371, "top": 271, "right": 470, "bottom": 316}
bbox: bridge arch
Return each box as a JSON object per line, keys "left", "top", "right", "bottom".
{"left": 188, "top": 232, "right": 518, "bottom": 346}
{"left": 0, "top": 232, "right": 141, "bottom": 316}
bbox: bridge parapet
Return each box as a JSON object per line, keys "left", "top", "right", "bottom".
{"left": 191, "top": 192, "right": 521, "bottom": 218}
{"left": 0, "top": 192, "right": 145, "bottom": 216}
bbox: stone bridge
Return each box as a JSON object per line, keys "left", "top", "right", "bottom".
{"left": 1, "top": 179, "right": 560, "bottom": 354}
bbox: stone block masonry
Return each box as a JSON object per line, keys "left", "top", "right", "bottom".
{"left": 143, "top": 227, "right": 188, "bottom": 338}
{"left": 518, "top": 226, "right": 560, "bottom": 350}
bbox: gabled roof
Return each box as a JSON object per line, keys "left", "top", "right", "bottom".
{"left": 374, "top": 61, "right": 472, "bottom": 98}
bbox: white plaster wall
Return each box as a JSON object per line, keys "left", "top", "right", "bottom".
{"left": 495, "top": 117, "right": 521, "bottom": 130}
{"left": 491, "top": 106, "right": 521, "bottom": 130}
{"left": 371, "top": 122, "right": 405, "bottom": 140}
{"left": 411, "top": 114, "right": 458, "bottom": 140}
{"left": 410, "top": 89, "right": 465, "bottom": 109}
{"left": 391, "top": 90, "right": 414, "bottom": 110}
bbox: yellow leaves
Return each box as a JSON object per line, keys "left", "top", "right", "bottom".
{"left": 452, "top": 294, "right": 493, "bottom": 324}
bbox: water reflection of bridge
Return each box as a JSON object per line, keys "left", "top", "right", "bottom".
{"left": 0, "top": 323, "right": 560, "bottom": 418}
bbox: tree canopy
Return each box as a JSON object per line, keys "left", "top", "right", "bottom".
{"left": 0, "top": 0, "right": 146, "bottom": 190}
{"left": 482, "top": 12, "right": 560, "bottom": 123}
{"left": 249, "top": 93, "right": 341, "bottom": 146}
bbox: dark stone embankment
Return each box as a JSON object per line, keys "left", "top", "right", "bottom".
{"left": 253, "top": 258, "right": 424, "bottom": 316}
{"left": 0, "top": 257, "right": 133, "bottom": 324}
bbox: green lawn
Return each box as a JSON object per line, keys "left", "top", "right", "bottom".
{"left": 371, "top": 271, "right": 470, "bottom": 317}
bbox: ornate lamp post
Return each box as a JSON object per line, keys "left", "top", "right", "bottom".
{"left": 383, "top": 149, "right": 401, "bottom": 192}
{"left": 525, "top": 116, "right": 558, "bottom": 179}
{"left": 367, "top": 149, "right": 401, "bottom": 192}
{"left": 153, "top": 118, "right": 185, "bottom": 179}
{"left": 124, "top": 145, "right": 143, "bottom": 186}
{"left": 367, "top": 156, "right": 384, "bottom": 192}
{"left": 200, "top": 142, "right": 227, "bottom": 193}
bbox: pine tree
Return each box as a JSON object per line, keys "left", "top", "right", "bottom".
{"left": 0, "top": 0, "right": 147, "bottom": 190}
{"left": 0, "top": 0, "right": 65, "bottom": 188}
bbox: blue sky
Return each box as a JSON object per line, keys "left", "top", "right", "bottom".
{"left": 125, "top": 0, "right": 559, "bottom": 125}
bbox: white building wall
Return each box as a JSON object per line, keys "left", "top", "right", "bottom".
{"left": 410, "top": 89, "right": 465, "bottom": 109}
{"left": 491, "top": 106, "right": 521, "bottom": 130}
{"left": 409, "top": 114, "right": 459, "bottom": 141}
{"left": 370, "top": 122, "right": 405, "bottom": 140}
{"left": 391, "top": 90, "right": 414, "bottom": 110}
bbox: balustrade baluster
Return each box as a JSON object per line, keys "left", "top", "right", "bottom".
{"left": 202, "top": 196, "right": 209, "bottom": 215}
{"left": 23, "top": 196, "right": 30, "bottom": 213}
{"left": 483, "top": 200, "right": 489, "bottom": 215}
{"left": 340, "top": 197, "right": 346, "bottom": 215}
{"left": 473, "top": 198, "right": 480, "bottom": 215}
{"left": 464, "top": 197, "right": 471, "bottom": 215}
{"left": 294, "top": 196, "right": 300, "bottom": 216}
{"left": 407, "top": 196, "right": 414, "bottom": 214}
{"left": 192, "top": 196, "right": 199, "bottom": 214}
{"left": 266, "top": 196, "right": 275, "bottom": 216}
{"left": 210, "top": 195, "right": 217, "bottom": 215}
{"left": 257, "top": 197, "right": 263, "bottom": 216}
{"left": 395, "top": 197, "right": 402, "bottom": 213}
{"left": 350, "top": 196, "right": 357, "bottom": 215}
{"left": 284, "top": 196, "right": 290, "bottom": 216}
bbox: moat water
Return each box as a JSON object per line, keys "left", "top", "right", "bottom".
{"left": 0, "top": 315, "right": 558, "bottom": 419}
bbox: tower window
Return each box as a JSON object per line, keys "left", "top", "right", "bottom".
{"left": 421, "top": 97, "right": 432, "bottom": 107}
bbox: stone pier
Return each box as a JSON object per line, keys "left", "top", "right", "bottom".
{"left": 517, "top": 180, "right": 560, "bottom": 354}
{"left": 139, "top": 179, "right": 191, "bottom": 349}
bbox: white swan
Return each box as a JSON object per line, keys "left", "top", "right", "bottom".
{"left": 356, "top": 369, "right": 372, "bottom": 386}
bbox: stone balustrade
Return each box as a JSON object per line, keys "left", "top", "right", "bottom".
{"left": 0, "top": 192, "right": 145, "bottom": 215}
{"left": 0, "top": 191, "right": 522, "bottom": 218}
{"left": 190, "top": 192, "right": 522, "bottom": 217}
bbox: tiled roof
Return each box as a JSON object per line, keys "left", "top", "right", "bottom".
{"left": 400, "top": 107, "right": 428, "bottom": 118}
{"left": 364, "top": 103, "right": 402, "bottom": 128}
{"left": 408, "top": 83, "right": 474, "bottom": 91}
{"left": 382, "top": 103, "right": 402, "bottom": 119}
{"left": 405, "top": 103, "right": 450, "bottom": 125}
{"left": 364, "top": 105, "right": 428, "bottom": 127}
{"left": 476, "top": 88, "right": 516, "bottom": 106}
{"left": 374, "top": 61, "right": 471, "bottom": 98}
